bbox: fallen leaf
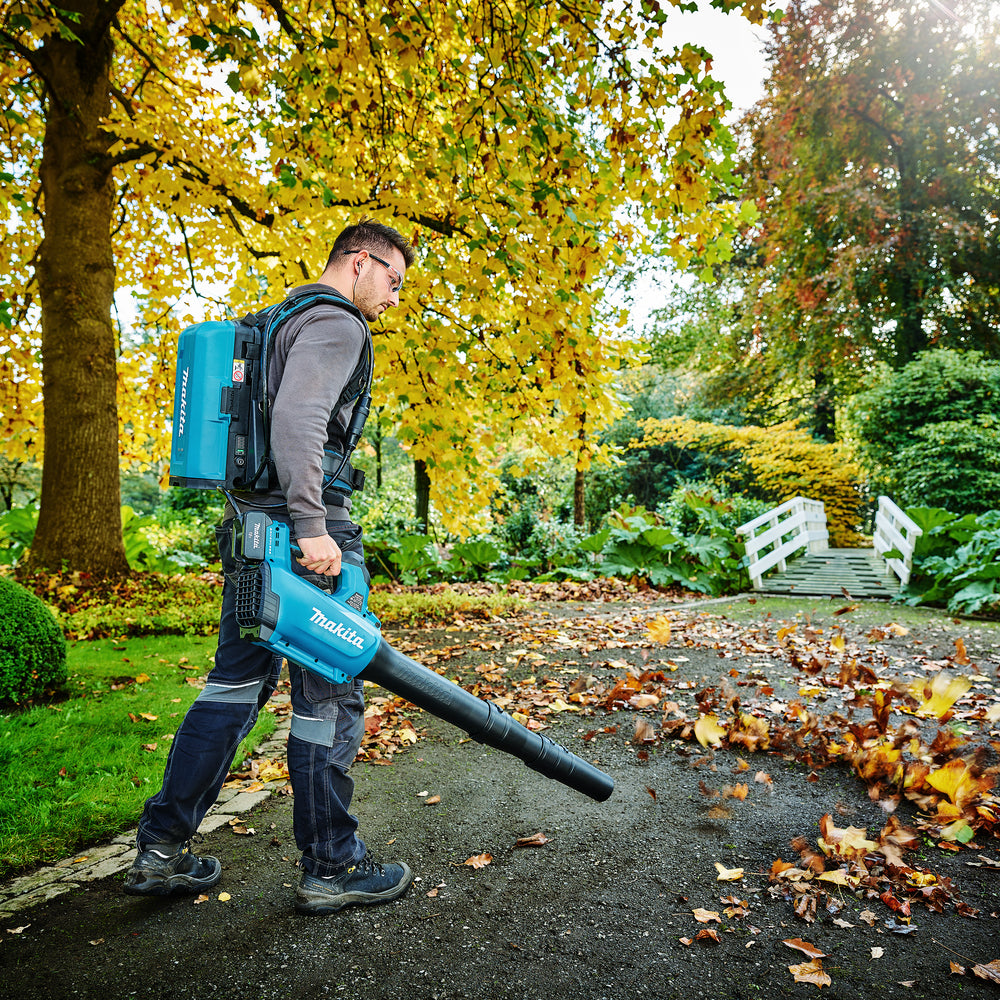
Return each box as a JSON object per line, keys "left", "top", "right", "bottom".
{"left": 789, "top": 958, "right": 832, "bottom": 987}
{"left": 872, "top": 947, "right": 884, "bottom": 959}
{"left": 193, "top": 894, "right": 209, "bottom": 904}
{"left": 694, "top": 714, "right": 727, "bottom": 748}
{"left": 974, "top": 960, "right": 1000, "bottom": 983}
{"left": 424, "top": 795, "right": 441, "bottom": 806}
{"left": 464, "top": 853, "right": 492, "bottom": 869}
{"left": 6, "top": 925, "right": 30, "bottom": 934}
{"left": 647, "top": 615, "right": 672, "bottom": 645}
{"left": 950, "top": 961, "right": 966, "bottom": 975}
{"left": 514, "top": 832, "right": 550, "bottom": 848}
{"left": 692, "top": 908, "right": 721, "bottom": 923}
{"left": 88, "top": 938, "right": 105, "bottom": 946}
{"left": 784, "top": 939, "right": 827, "bottom": 959}
{"left": 218, "top": 892, "right": 231, "bottom": 902}
{"left": 695, "top": 928, "right": 720, "bottom": 944}
{"left": 714, "top": 863, "right": 744, "bottom": 882}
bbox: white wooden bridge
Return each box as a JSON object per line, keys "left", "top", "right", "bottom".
{"left": 736, "top": 496, "right": 922, "bottom": 598}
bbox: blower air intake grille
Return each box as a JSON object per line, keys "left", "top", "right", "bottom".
{"left": 235, "top": 566, "right": 264, "bottom": 630}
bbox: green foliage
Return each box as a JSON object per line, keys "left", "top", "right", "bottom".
{"left": 893, "top": 420, "right": 1000, "bottom": 514}
{"left": 0, "top": 575, "right": 67, "bottom": 703}
{"left": 638, "top": 417, "right": 866, "bottom": 545}
{"left": 26, "top": 572, "right": 223, "bottom": 640}
{"left": 850, "top": 351, "right": 1000, "bottom": 494}
{"left": 0, "top": 506, "right": 39, "bottom": 566}
{"left": 370, "top": 587, "right": 526, "bottom": 626}
{"left": 582, "top": 501, "right": 750, "bottom": 596}
{"left": 850, "top": 350, "right": 1000, "bottom": 513}
{"left": 900, "top": 507, "right": 1000, "bottom": 615}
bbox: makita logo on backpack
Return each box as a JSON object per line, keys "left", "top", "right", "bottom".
{"left": 177, "top": 366, "right": 190, "bottom": 436}
{"left": 309, "top": 607, "right": 366, "bottom": 649}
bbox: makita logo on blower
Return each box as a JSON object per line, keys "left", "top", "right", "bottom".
{"left": 309, "top": 608, "right": 365, "bottom": 649}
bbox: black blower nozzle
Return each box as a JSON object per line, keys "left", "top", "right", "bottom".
{"left": 361, "top": 638, "right": 614, "bottom": 803}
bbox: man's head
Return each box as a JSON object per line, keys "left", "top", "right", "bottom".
{"left": 320, "top": 219, "right": 416, "bottom": 322}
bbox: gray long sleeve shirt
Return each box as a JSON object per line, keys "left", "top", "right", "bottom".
{"left": 263, "top": 285, "right": 371, "bottom": 540}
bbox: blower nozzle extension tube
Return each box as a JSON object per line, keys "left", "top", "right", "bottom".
{"left": 233, "top": 512, "right": 614, "bottom": 803}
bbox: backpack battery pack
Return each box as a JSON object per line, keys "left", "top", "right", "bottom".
{"left": 168, "top": 290, "right": 373, "bottom": 494}
{"left": 169, "top": 318, "right": 267, "bottom": 490}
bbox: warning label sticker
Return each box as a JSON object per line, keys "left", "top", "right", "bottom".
{"left": 232, "top": 359, "right": 246, "bottom": 383}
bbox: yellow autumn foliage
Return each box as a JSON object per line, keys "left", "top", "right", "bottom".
{"left": 635, "top": 416, "right": 866, "bottom": 545}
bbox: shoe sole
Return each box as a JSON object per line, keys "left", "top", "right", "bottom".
{"left": 124, "top": 861, "right": 222, "bottom": 897}
{"left": 295, "top": 867, "right": 413, "bottom": 915}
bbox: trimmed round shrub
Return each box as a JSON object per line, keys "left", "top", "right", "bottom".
{"left": 0, "top": 576, "right": 67, "bottom": 703}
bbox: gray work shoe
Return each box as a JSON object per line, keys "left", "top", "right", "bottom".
{"left": 124, "top": 841, "right": 222, "bottom": 896}
{"left": 295, "top": 856, "right": 413, "bottom": 915}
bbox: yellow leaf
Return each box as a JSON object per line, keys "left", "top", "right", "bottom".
{"left": 911, "top": 674, "right": 972, "bottom": 718}
{"left": 714, "top": 863, "right": 744, "bottom": 881}
{"left": 692, "top": 908, "right": 720, "bottom": 923}
{"left": 816, "top": 869, "right": 853, "bottom": 887}
{"left": 646, "top": 615, "right": 672, "bottom": 645}
{"left": 694, "top": 714, "right": 727, "bottom": 748}
{"left": 218, "top": 892, "right": 231, "bottom": 902}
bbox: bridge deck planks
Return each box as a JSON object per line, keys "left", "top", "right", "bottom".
{"left": 757, "top": 548, "right": 901, "bottom": 598}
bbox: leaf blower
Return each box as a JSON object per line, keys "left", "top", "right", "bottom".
{"left": 233, "top": 512, "right": 614, "bottom": 803}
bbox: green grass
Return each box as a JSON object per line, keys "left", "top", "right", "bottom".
{"left": 0, "top": 635, "right": 276, "bottom": 878}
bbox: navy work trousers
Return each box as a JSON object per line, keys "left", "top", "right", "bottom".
{"left": 136, "top": 514, "right": 368, "bottom": 877}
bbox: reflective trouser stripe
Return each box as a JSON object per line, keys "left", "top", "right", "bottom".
{"left": 196, "top": 678, "right": 269, "bottom": 703}
{"left": 290, "top": 712, "right": 340, "bottom": 748}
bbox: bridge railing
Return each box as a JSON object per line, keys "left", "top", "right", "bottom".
{"left": 873, "top": 496, "right": 923, "bottom": 586}
{"left": 736, "top": 496, "right": 828, "bottom": 590}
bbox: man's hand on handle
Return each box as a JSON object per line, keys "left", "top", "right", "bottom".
{"left": 296, "top": 534, "right": 342, "bottom": 577}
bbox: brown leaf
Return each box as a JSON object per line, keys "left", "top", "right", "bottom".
{"left": 950, "top": 961, "right": 966, "bottom": 975}
{"left": 464, "top": 853, "right": 492, "bottom": 869}
{"left": 514, "top": 832, "right": 550, "bottom": 848}
{"left": 973, "top": 960, "right": 1000, "bottom": 984}
{"left": 695, "top": 928, "right": 720, "bottom": 945}
{"left": 789, "top": 958, "right": 832, "bottom": 987}
{"left": 692, "top": 908, "right": 721, "bottom": 923}
{"left": 784, "top": 938, "right": 827, "bottom": 959}
{"left": 424, "top": 795, "right": 441, "bottom": 805}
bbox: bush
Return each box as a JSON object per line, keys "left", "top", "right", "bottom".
{"left": 0, "top": 575, "right": 67, "bottom": 702}
{"left": 893, "top": 419, "right": 1000, "bottom": 514}
{"left": 850, "top": 350, "right": 1000, "bottom": 503}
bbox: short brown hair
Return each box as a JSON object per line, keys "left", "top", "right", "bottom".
{"left": 327, "top": 218, "right": 416, "bottom": 270}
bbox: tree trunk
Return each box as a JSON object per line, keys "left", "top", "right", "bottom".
{"left": 812, "top": 365, "right": 836, "bottom": 443}
{"left": 573, "top": 466, "right": 586, "bottom": 527}
{"left": 27, "top": 4, "right": 129, "bottom": 577}
{"left": 414, "top": 458, "right": 430, "bottom": 534}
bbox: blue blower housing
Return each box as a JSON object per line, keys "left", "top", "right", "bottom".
{"left": 234, "top": 514, "right": 381, "bottom": 683}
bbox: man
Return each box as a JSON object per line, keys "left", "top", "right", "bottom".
{"left": 126, "top": 220, "right": 416, "bottom": 916}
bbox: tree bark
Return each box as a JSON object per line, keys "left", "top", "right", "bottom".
{"left": 573, "top": 466, "right": 586, "bottom": 527}
{"left": 27, "top": 3, "right": 129, "bottom": 577}
{"left": 414, "top": 458, "right": 430, "bottom": 534}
